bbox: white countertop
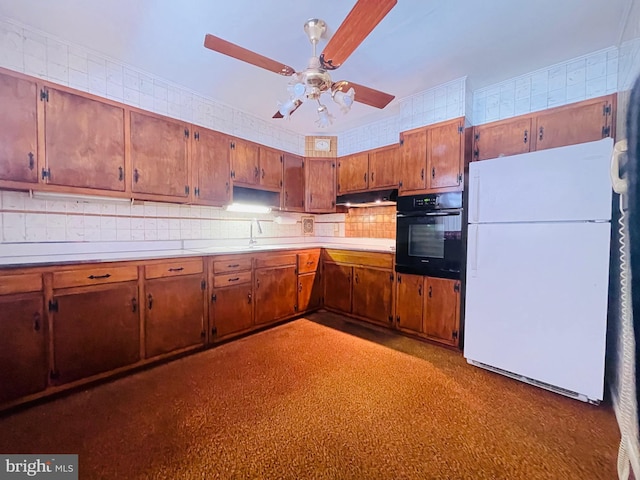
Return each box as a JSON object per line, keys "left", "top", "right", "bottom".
{"left": 0, "top": 237, "right": 395, "bottom": 268}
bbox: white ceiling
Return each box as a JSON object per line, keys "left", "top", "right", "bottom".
{"left": 0, "top": 0, "right": 632, "bottom": 135}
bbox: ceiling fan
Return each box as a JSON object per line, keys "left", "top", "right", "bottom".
{"left": 203, "top": 0, "right": 397, "bottom": 127}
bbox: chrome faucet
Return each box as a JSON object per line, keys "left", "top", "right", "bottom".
{"left": 249, "top": 218, "right": 262, "bottom": 247}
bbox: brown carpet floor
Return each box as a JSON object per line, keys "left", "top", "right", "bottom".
{"left": 0, "top": 312, "right": 620, "bottom": 479}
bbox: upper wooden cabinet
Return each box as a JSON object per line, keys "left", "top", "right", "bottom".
{"left": 305, "top": 158, "right": 336, "bottom": 213}
{"left": 259, "top": 147, "right": 284, "bottom": 190}
{"left": 368, "top": 145, "right": 399, "bottom": 189}
{"left": 130, "top": 111, "right": 190, "bottom": 200}
{"left": 191, "top": 127, "right": 231, "bottom": 206}
{"left": 400, "top": 117, "right": 464, "bottom": 195}
{"left": 534, "top": 95, "right": 615, "bottom": 151}
{"left": 337, "top": 152, "right": 369, "bottom": 194}
{"left": 473, "top": 117, "right": 533, "bottom": 161}
{"left": 230, "top": 138, "right": 259, "bottom": 185}
{"left": 472, "top": 94, "right": 616, "bottom": 161}
{"left": 43, "top": 86, "right": 126, "bottom": 191}
{"left": 0, "top": 72, "right": 38, "bottom": 184}
{"left": 282, "top": 153, "right": 304, "bottom": 212}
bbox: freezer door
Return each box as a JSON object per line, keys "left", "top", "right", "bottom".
{"left": 468, "top": 138, "right": 613, "bottom": 224}
{"left": 464, "top": 221, "right": 611, "bottom": 401}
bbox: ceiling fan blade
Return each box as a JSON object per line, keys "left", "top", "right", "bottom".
{"left": 204, "top": 34, "right": 296, "bottom": 76}
{"left": 320, "top": 0, "right": 397, "bottom": 70}
{"left": 272, "top": 100, "right": 303, "bottom": 119}
{"left": 333, "top": 81, "right": 394, "bottom": 109}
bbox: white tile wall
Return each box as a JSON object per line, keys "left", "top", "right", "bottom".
{"left": 0, "top": 191, "right": 346, "bottom": 244}
{"left": 0, "top": 18, "right": 305, "bottom": 155}
{"left": 472, "top": 47, "right": 618, "bottom": 125}
{"left": 338, "top": 77, "right": 467, "bottom": 155}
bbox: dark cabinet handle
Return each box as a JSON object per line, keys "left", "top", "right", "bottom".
{"left": 431, "top": 167, "right": 435, "bottom": 179}
{"left": 228, "top": 277, "right": 240, "bottom": 282}
{"left": 421, "top": 168, "right": 424, "bottom": 180}
{"left": 396, "top": 316, "right": 400, "bottom": 324}
{"left": 168, "top": 267, "right": 184, "bottom": 272}
{"left": 228, "top": 264, "right": 240, "bottom": 268}
{"left": 310, "top": 194, "right": 313, "bottom": 204}
{"left": 256, "top": 279, "right": 260, "bottom": 289}
{"left": 88, "top": 273, "right": 111, "bottom": 280}
{"left": 148, "top": 293, "right": 153, "bottom": 310}
{"left": 428, "top": 286, "right": 432, "bottom": 298}
{"left": 418, "top": 284, "right": 422, "bottom": 296}
{"left": 285, "top": 191, "right": 289, "bottom": 203}
{"left": 118, "top": 166, "right": 124, "bottom": 181}
{"left": 523, "top": 129, "right": 528, "bottom": 144}
{"left": 28, "top": 152, "right": 34, "bottom": 170}
{"left": 132, "top": 298, "right": 137, "bottom": 313}
{"left": 254, "top": 166, "right": 259, "bottom": 179}
{"left": 134, "top": 169, "right": 140, "bottom": 183}
{"left": 261, "top": 168, "right": 265, "bottom": 179}
{"left": 33, "top": 312, "right": 40, "bottom": 331}
{"left": 539, "top": 126, "right": 544, "bottom": 141}
{"left": 371, "top": 171, "right": 375, "bottom": 183}
{"left": 306, "top": 261, "right": 314, "bottom": 265}
{"left": 364, "top": 172, "right": 367, "bottom": 183}
{"left": 298, "top": 283, "right": 302, "bottom": 292}
{"left": 247, "top": 292, "right": 252, "bottom": 304}
{"left": 225, "top": 182, "right": 230, "bottom": 193}
{"left": 355, "top": 273, "right": 359, "bottom": 284}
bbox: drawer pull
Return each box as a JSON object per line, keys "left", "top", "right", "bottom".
{"left": 306, "top": 261, "right": 314, "bottom": 265}
{"left": 247, "top": 292, "right": 252, "bottom": 304}
{"left": 228, "top": 264, "right": 240, "bottom": 268}
{"left": 132, "top": 298, "right": 138, "bottom": 313}
{"left": 148, "top": 293, "right": 153, "bottom": 310}
{"left": 33, "top": 312, "right": 41, "bottom": 331}
{"left": 88, "top": 273, "right": 111, "bottom": 280}
{"left": 168, "top": 267, "right": 184, "bottom": 272}
{"left": 228, "top": 277, "right": 240, "bottom": 282}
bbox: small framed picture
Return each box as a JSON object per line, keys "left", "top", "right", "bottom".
{"left": 302, "top": 216, "right": 314, "bottom": 235}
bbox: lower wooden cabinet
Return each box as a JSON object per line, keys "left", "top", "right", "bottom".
{"left": 0, "top": 292, "right": 48, "bottom": 404}
{"left": 394, "top": 273, "right": 461, "bottom": 347}
{"left": 323, "top": 262, "right": 352, "bottom": 313}
{"left": 51, "top": 282, "right": 140, "bottom": 384}
{"left": 211, "top": 282, "right": 253, "bottom": 338}
{"left": 144, "top": 274, "right": 206, "bottom": 358}
{"left": 254, "top": 262, "right": 297, "bottom": 325}
{"left": 352, "top": 266, "right": 394, "bottom": 325}
{"left": 298, "top": 273, "right": 322, "bottom": 312}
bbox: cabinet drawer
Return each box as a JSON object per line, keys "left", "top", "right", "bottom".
{"left": 213, "top": 257, "right": 252, "bottom": 274}
{"left": 53, "top": 264, "right": 138, "bottom": 289}
{"left": 298, "top": 250, "right": 320, "bottom": 274}
{"left": 145, "top": 258, "right": 203, "bottom": 279}
{"left": 214, "top": 271, "right": 252, "bottom": 288}
{"left": 0, "top": 272, "right": 43, "bottom": 295}
{"left": 254, "top": 253, "right": 297, "bottom": 269}
{"left": 323, "top": 250, "right": 393, "bottom": 269}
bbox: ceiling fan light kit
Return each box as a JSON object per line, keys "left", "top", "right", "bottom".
{"left": 204, "top": 0, "right": 397, "bottom": 128}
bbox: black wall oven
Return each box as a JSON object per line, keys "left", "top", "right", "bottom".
{"left": 395, "top": 192, "right": 463, "bottom": 279}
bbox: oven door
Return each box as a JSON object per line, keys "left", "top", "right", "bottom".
{"left": 395, "top": 211, "right": 462, "bottom": 278}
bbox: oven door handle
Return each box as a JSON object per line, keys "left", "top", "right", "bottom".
{"left": 397, "top": 211, "right": 460, "bottom": 218}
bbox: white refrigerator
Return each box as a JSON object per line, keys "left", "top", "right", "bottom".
{"left": 464, "top": 138, "right": 614, "bottom": 404}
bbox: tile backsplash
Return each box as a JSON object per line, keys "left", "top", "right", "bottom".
{"left": 344, "top": 206, "right": 396, "bottom": 240}
{"left": 0, "top": 191, "right": 347, "bottom": 244}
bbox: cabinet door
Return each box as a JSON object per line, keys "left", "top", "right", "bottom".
{"left": 298, "top": 272, "right": 322, "bottom": 312}
{"left": 254, "top": 265, "right": 297, "bottom": 325}
{"left": 145, "top": 274, "right": 205, "bottom": 358}
{"left": 44, "top": 87, "right": 125, "bottom": 191}
{"left": 211, "top": 283, "right": 253, "bottom": 339}
{"left": 282, "top": 153, "right": 304, "bottom": 212}
{"left": 0, "top": 73, "right": 38, "bottom": 183}
{"left": 535, "top": 96, "right": 613, "bottom": 151}
{"left": 52, "top": 283, "right": 140, "bottom": 384}
{"left": 473, "top": 117, "right": 533, "bottom": 161}
{"left": 337, "top": 152, "right": 369, "bottom": 194}
{"left": 259, "top": 147, "right": 283, "bottom": 190}
{"left": 0, "top": 293, "right": 47, "bottom": 404}
{"left": 369, "top": 145, "right": 398, "bottom": 189}
{"left": 427, "top": 118, "right": 463, "bottom": 189}
{"left": 395, "top": 273, "right": 424, "bottom": 334}
{"left": 231, "top": 138, "right": 259, "bottom": 185}
{"left": 400, "top": 129, "right": 427, "bottom": 192}
{"left": 424, "top": 277, "right": 460, "bottom": 346}
{"left": 130, "top": 111, "right": 189, "bottom": 198}
{"left": 352, "top": 267, "right": 393, "bottom": 325}
{"left": 192, "top": 128, "right": 231, "bottom": 206}
{"left": 305, "top": 158, "right": 336, "bottom": 213}
{"left": 323, "top": 262, "right": 352, "bottom": 313}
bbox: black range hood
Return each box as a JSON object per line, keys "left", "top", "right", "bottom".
{"left": 336, "top": 188, "right": 398, "bottom": 207}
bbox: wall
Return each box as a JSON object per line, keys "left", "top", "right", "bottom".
{"left": 471, "top": 47, "right": 618, "bottom": 125}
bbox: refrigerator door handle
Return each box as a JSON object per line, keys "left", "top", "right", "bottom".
{"left": 469, "top": 225, "right": 479, "bottom": 278}
{"left": 472, "top": 174, "right": 480, "bottom": 222}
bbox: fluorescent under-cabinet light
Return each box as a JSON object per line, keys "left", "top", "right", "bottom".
{"left": 225, "top": 203, "right": 272, "bottom": 214}
{"left": 30, "top": 190, "right": 133, "bottom": 204}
